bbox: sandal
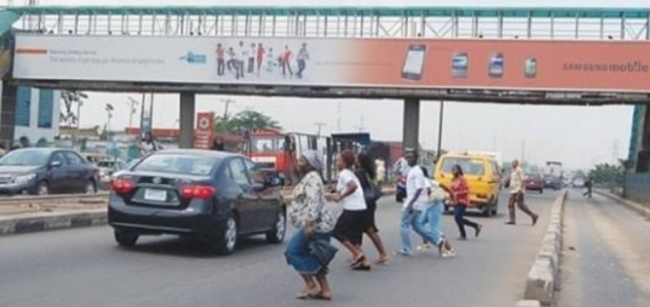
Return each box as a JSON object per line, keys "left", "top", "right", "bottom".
{"left": 309, "top": 293, "right": 333, "bottom": 301}
{"left": 350, "top": 255, "right": 366, "bottom": 268}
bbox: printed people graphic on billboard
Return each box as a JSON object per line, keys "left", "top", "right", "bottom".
{"left": 296, "top": 43, "right": 310, "bottom": 79}
{"left": 282, "top": 45, "right": 294, "bottom": 78}
{"left": 248, "top": 43, "right": 256, "bottom": 74}
{"left": 216, "top": 43, "right": 225, "bottom": 76}
{"left": 256, "top": 43, "right": 265, "bottom": 76}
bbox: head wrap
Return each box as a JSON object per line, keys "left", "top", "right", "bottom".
{"left": 302, "top": 150, "right": 324, "bottom": 171}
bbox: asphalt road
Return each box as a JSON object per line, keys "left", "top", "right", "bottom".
{"left": 0, "top": 190, "right": 559, "bottom": 307}
{"left": 558, "top": 191, "right": 650, "bottom": 307}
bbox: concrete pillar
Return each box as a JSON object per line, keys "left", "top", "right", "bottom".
{"left": 179, "top": 92, "right": 195, "bottom": 149}
{"left": 403, "top": 98, "right": 420, "bottom": 151}
{"left": 0, "top": 80, "right": 16, "bottom": 148}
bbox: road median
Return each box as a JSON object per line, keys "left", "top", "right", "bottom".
{"left": 522, "top": 190, "right": 568, "bottom": 306}
{"left": 0, "top": 188, "right": 396, "bottom": 237}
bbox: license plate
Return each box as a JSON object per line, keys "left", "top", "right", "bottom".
{"left": 144, "top": 189, "right": 167, "bottom": 202}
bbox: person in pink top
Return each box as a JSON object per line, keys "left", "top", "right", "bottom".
{"left": 450, "top": 164, "right": 483, "bottom": 240}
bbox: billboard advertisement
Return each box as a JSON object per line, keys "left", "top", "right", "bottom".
{"left": 12, "top": 34, "right": 650, "bottom": 93}
{"left": 195, "top": 112, "right": 214, "bottom": 149}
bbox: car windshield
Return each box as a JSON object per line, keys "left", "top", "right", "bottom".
{"left": 97, "top": 161, "right": 115, "bottom": 167}
{"left": 0, "top": 149, "right": 50, "bottom": 166}
{"left": 134, "top": 154, "right": 220, "bottom": 176}
{"left": 441, "top": 157, "right": 485, "bottom": 176}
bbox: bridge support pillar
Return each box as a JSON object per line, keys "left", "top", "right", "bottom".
{"left": 403, "top": 98, "right": 420, "bottom": 152}
{"left": 0, "top": 81, "right": 16, "bottom": 149}
{"left": 179, "top": 92, "right": 196, "bottom": 149}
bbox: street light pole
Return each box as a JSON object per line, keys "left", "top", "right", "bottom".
{"left": 436, "top": 100, "right": 445, "bottom": 162}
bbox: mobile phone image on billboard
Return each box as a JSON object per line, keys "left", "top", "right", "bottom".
{"left": 489, "top": 53, "right": 504, "bottom": 78}
{"left": 401, "top": 44, "right": 427, "bottom": 81}
{"left": 452, "top": 53, "right": 469, "bottom": 79}
{"left": 525, "top": 58, "right": 537, "bottom": 79}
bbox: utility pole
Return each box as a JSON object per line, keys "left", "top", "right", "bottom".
{"left": 355, "top": 114, "right": 365, "bottom": 132}
{"left": 221, "top": 98, "right": 235, "bottom": 120}
{"left": 126, "top": 97, "right": 140, "bottom": 129}
{"left": 436, "top": 101, "right": 445, "bottom": 161}
{"left": 336, "top": 101, "right": 342, "bottom": 132}
{"left": 315, "top": 122, "right": 326, "bottom": 137}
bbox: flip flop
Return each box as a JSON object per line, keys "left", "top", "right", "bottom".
{"left": 350, "top": 255, "right": 366, "bottom": 268}
{"left": 308, "top": 293, "right": 333, "bottom": 301}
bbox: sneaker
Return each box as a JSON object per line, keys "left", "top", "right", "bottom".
{"left": 442, "top": 249, "right": 457, "bottom": 258}
{"left": 397, "top": 248, "right": 413, "bottom": 256}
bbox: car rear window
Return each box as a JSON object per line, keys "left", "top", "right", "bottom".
{"left": 134, "top": 154, "right": 220, "bottom": 176}
{"left": 441, "top": 157, "right": 485, "bottom": 176}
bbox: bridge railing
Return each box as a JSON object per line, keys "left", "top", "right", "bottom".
{"left": 7, "top": 6, "right": 650, "bottom": 41}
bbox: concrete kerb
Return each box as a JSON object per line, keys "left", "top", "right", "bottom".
{"left": 523, "top": 190, "right": 568, "bottom": 305}
{"left": 594, "top": 189, "right": 650, "bottom": 219}
{"left": 0, "top": 208, "right": 107, "bottom": 236}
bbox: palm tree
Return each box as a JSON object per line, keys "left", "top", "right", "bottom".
{"left": 60, "top": 90, "right": 88, "bottom": 127}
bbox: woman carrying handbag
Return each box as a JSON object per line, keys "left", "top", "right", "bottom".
{"left": 285, "top": 150, "right": 337, "bottom": 301}
{"left": 356, "top": 152, "right": 390, "bottom": 265}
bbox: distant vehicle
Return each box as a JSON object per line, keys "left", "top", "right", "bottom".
{"left": 434, "top": 153, "right": 501, "bottom": 217}
{"left": 97, "top": 159, "right": 128, "bottom": 181}
{"left": 544, "top": 175, "right": 562, "bottom": 190}
{"left": 0, "top": 148, "right": 99, "bottom": 196}
{"left": 573, "top": 176, "right": 586, "bottom": 188}
{"left": 525, "top": 174, "right": 544, "bottom": 194}
{"left": 108, "top": 150, "right": 286, "bottom": 255}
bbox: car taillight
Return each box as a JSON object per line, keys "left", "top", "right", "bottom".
{"left": 180, "top": 185, "right": 216, "bottom": 199}
{"left": 111, "top": 178, "right": 135, "bottom": 194}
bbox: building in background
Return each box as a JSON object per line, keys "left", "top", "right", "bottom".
{"left": 0, "top": 84, "right": 61, "bottom": 148}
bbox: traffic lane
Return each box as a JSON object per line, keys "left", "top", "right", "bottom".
{"left": 0, "top": 190, "right": 560, "bottom": 307}
{"left": 558, "top": 191, "right": 650, "bottom": 307}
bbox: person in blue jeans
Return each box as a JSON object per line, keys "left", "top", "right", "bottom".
{"left": 415, "top": 167, "right": 456, "bottom": 257}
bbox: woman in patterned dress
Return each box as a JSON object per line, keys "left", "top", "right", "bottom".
{"left": 285, "top": 150, "right": 336, "bottom": 301}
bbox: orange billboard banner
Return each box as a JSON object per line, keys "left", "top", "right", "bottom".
{"left": 13, "top": 34, "right": 650, "bottom": 93}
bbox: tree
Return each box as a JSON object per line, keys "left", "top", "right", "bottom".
{"left": 60, "top": 90, "right": 88, "bottom": 127}
{"left": 214, "top": 110, "right": 281, "bottom": 134}
{"left": 588, "top": 163, "right": 625, "bottom": 188}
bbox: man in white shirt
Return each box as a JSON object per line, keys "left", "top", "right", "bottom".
{"left": 399, "top": 151, "right": 429, "bottom": 255}
{"left": 506, "top": 159, "right": 539, "bottom": 226}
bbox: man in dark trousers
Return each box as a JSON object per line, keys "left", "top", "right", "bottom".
{"left": 505, "top": 159, "right": 539, "bottom": 226}
{"left": 583, "top": 177, "right": 593, "bottom": 198}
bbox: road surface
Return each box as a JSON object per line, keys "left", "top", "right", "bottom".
{"left": 1, "top": 191, "right": 559, "bottom": 307}
{"left": 558, "top": 191, "right": 650, "bottom": 307}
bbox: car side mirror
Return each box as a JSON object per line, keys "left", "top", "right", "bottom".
{"left": 268, "top": 176, "right": 284, "bottom": 187}
{"left": 50, "top": 160, "right": 63, "bottom": 168}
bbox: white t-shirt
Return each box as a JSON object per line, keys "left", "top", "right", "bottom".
{"left": 404, "top": 166, "right": 430, "bottom": 211}
{"left": 336, "top": 169, "right": 367, "bottom": 211}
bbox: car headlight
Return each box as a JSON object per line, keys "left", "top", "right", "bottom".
{"left": 13, "top": 173, "right": 36, "bottom": 184}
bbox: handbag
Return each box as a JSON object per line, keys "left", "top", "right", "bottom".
{"left": 308, "top": 238, "right": 338, "bottom": 266}
{"left": 429, "top": 181, "right": 449, "bottom": 203}
{"left": 362, "top": 173, "right": 383, "bottom": 202}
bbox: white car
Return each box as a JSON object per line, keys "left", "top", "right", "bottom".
{"left": 97, "top": 160, "right": 128, "bottom": 181}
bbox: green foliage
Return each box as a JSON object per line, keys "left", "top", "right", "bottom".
{"left": 214, "top": 110, "right": 281, "bottom": 134}
{"left": 60, "top": 90, "right": 88, "bottom": 126}
{"left": 588, "top": 162, "right": 625, "bottom": 187}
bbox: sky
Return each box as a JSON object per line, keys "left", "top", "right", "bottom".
{"left": 6, "top": 0, "right": 647, "bottom": 170}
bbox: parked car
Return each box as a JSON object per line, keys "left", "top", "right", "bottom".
{"left": 525, "top": 173, "right": 544, "bottom": 193}
{"left": 108, "top": 150, "right": 286, "bottom": 255}
{"left": 97, "top": 159, "right": 128, "bottom": 181}
{"left": 435, "top": 153, "right": 501, "bottom": 217}
{"left": 0, "top": 148, "right": 99, "bottom": 196}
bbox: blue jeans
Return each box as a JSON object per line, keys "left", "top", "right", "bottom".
{"left": 415, "top": 202, "right": 445, "bottom": 246}
{"left": 285, "top": 229, "right": 333, "bottom": 275}
{"left": 454, "top": 204, "right": 479, "bottom": 238}
{"left": 400, "top": 209, "right": 415, "bottom": 254}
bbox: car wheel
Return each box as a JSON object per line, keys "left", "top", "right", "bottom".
{"left": 114, "top": 229, "right": 139, "bottom": 247}
{"left": 35, "top": 181, "right": 49, "bottom": 196}
{"left": 266, "top": 210, "right": 286, "bottom": 244}
{"left": 492, "top": 198, "right": 499, "bottom": 215}
{"left": 211, "top": 216, "right": 238, "bottom": 255}
{"left": 85, "top": 180, "right": 97, "bottom": 194}
{"left": 539, "top": 189, "right": 543, "bottom": 194}
{"left": 482, "top": 203, "right": 493, "bottom": 217}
